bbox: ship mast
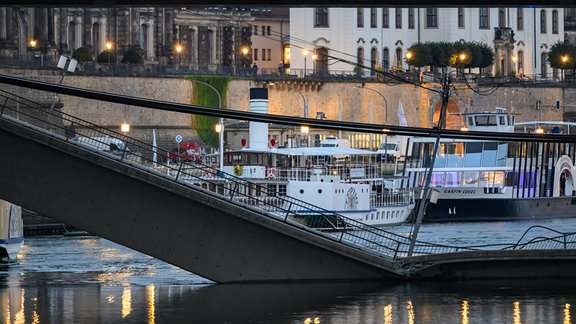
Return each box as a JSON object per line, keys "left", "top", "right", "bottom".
{"left": 408, "top": 75, "right": 452, "bottom": 256}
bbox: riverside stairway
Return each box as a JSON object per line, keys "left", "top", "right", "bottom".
{"left": 1, "top": 87, "right": 576, "bottom": 283}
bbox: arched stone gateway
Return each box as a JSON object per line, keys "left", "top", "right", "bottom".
{"left": 431, "top": 97, "right": 466, "bottom": 130}
{"left": 555, "top": 155, "right": 576, "bottom": 197}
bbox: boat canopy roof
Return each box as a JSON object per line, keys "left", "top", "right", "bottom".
{"left": 228, "top": 147, "right": 379, "bottom": 156}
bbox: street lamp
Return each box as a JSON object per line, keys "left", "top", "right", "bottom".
{"left": 176, "top": 44, "right": 182, "bottom": 68}
{"left": 98, "top": 78, "right": 130, "bottom": 134}
{"left": 274, "top": 83, "right": 308, "bottom": 119}
{"left": 190, "top": 80, "right": 223, "bottom": 172}
{"left": 406, "top": 51, "right": 412, "bottom": 72}
{"left": 106, "top": 41, "right": 113, "bottom": 75}
{"left": 356, "top": 85, "right": 388, "bottom": 125}
{"left": 562, "top": 55, "right": 568, "bottom": 82}
{"left": 311, "top": 52, "right": 317, "bottom": 74}
{"left": 241, "top": 46, "right": 250, "bottom": 75}
{"left": 512, "top": 55, "right": 518, "bottom": 77}
{"left": 29, "top": 39, "right": 43, "bottom": 66}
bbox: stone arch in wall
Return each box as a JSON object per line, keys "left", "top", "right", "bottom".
{"left": 431, "top": 97, "right": 466, "bottom": 130}
{"left": 555, "top": 155, "right": 576, "bottom": 197}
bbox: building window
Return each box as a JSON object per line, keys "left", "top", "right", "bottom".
{"left": 315, "top": 8, "right": 329, "bottom": 27}
{"left": 383, "top": 47, "right": 389, "bottom": 70}
{"left": 370, "top": 8, "right": 377, "bottom": 28}
{"left": 498, "top": 8, "right": 505, "bottom": 27}
{"left": 267, "top": 26, "right": 271, "bottom": 36}
{"left": 458, "top": 8, "right": 464, "bottom": 28}
{"left": 382, "top": 8, "right": 389, "bottom": 28}
{"left": 253, "top": 25, "right": 258, "bottom": 35}
{"left": 426, "top": 8, "right": 438, "bottom": 28}
{"left": 541, "top": 52, "right": 548, "bottom": 78}
{"left": 552, "top": 10, "right": 558, "bottom": 34}
{"left": 395, "top": 8, "right": 402, "bottom": 28}
{"left": 540, "top": 10, "right": 546, "bottom": 33}
{"left": 261, "top": 26, "right": 265, "bottom": 35}
{"left": 479, "top": 8, "right": 489, "bottom": 29}
{"left": 262, "top": 48, "right": 266, "bottom": 61}
{"left": 517, "top": 8, "right": 523, "bottom": 30}
{"left": 395, "top": 47, "right": 403, "bottom": 69}
{"left": 267, "top": 49, "right": 271, "bottom": 60}
{"left": 408, "top": 8, "right": 415, "bottom": 29}
{"left": 254, "top": 48, "right": 258, "bottom": 61}
{"left": 370, "top": 47, "right": 378, "bottom": 74}
{"left": 357, "top": 47, "right": 364, "bottom": 73}
{"left": 357, "top": 8, "right": 364, "bottom": 28}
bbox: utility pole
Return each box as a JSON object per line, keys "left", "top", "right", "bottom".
{"left": 408, "top": 75, "right": 451, "bottom": 256}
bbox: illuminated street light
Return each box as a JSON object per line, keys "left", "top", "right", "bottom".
{"left": 29, "top": 39, "right": 43, "bottom": 66}
{"left": 176, "top": 44, "right": 182, "bottom": 67}
{"left": 106, "top": 41, "right": 113, "bottom": 75}
{"left": 562, "top": 55, "right": 569, "bottom": 81}
{"left": 121, "top": 122, "right": 130, "bottom": 134}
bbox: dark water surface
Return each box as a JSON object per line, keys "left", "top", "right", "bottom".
{"left": 2, "top": 219, "right": 576, "bottom": 323}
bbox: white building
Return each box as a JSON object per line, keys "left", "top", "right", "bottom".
{"left": 289, "top": 7, "right": 565, "bottom": 79}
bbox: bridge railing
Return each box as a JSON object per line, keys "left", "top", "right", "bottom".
{"left": 1, "top": 88, "right": 573, "bottom": 259}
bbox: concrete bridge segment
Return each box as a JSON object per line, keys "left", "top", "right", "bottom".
{"left": 0, "top": 117, "right": 403, "bottom": 283}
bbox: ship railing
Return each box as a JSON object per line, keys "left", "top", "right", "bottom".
{"left": 370, "top": 189, "right": 415, "bottom": 207}
{"left": 2, "top": 89, "right": 574, "bottom": 260}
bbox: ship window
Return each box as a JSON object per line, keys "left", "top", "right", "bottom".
{"left": 464, "top": 142, "right": 482, "bottom": 167}
{"left": 467, "top": 116, "right": 474, "bottom": 126}
{"left": 481, "top": 142, "right": 498, "bottom": 166}
{"left": 318, "top": 189, "right": 322, "bottom": 194}
{"left": 462, "top": 171, "right": 479, "bottom": 186}
{"left": 499, "top": 116, "right": 506, "bottom": 125}
{"left": 496, "top": 143, "right": 508, "bottom": 166}
{"left": 446, "top": 143, "right": 464, "bottom": 167}
{"left": 300, "top": 189, "right": 304, "bottom": 194}
{"left": 475, "top": 115, "right": 497, "bottom": 126}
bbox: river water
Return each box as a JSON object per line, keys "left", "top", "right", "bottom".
{"left": 2, "top": 219, "right": 576, "bottom": 323}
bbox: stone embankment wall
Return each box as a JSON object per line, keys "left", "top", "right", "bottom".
{"left": 0, "top": 68, "right": 573, "bottom": 152}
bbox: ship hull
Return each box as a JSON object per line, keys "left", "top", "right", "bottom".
{"left": 421, "top": 196, "right": 576, "bottom": 222}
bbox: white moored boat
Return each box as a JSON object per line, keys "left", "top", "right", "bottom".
{"left": 220, "top": 146, "right": 416, "bottom": 227}
{"left": 404, "top": 108, "right": 576, "bottom": 222}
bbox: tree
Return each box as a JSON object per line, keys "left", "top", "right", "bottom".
{"left": 121, "top": 48, "right": 144, "bottom": 64}
{"left": 547, "top": 41, "right": 576, "bottom": 70}
{"left": 96, "top": 50, "right": 116, "bottom": 64}
{"left": 405, "top": 43, "right": 432, "bottom": 68}
{"left": 72, "top": 46, "right": 94, "bottom": 63}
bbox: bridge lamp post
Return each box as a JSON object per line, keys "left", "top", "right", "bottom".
{"left": 190, "top": 80, "right": 223, "bottom": 171}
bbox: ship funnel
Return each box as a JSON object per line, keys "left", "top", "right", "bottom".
{"left": 249, "top": 88, "right": 269, "bottom": 150}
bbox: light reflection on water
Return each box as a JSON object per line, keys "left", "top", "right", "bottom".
{"left": 0, "top": 219, "right": 575, "bottom": 323}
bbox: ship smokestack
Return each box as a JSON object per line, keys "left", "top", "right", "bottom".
{"left": 249, "top": 88, "right": 269, "bottom": 150}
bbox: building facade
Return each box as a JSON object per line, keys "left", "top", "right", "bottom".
{"left": 0, "top": 7, "right": 288, "bottom": 74}
{"left": 289, "top": 7, "right": 565, "bottom": 79}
